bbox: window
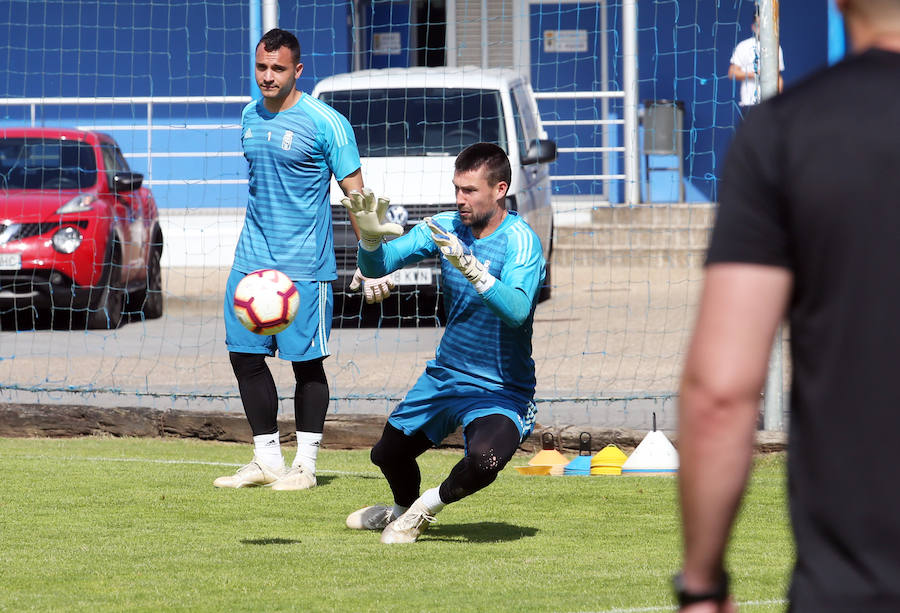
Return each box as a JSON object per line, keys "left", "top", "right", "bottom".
{"left": 0, "top": 138, "right": 97, "bottom": 190}
{"left": 511, "top": 83, "right": 540, "bottom": 157}
{"left": 321, "top": 88, "right": 507, "bottom": 157}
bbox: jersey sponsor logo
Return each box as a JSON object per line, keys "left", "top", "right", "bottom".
{"left": 267, "top": 131, "right": 272, "bottom": 141}
{"left": 245, "top": 128, "right": 253, "bottom": 139}
{"left": 282, "top": 130, "right": 293, "bottom": 151}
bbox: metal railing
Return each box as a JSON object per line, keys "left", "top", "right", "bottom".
{"left": 533, "top": 90, "right": 627, "bottom": 188}
{"left": 0, "top": 96, "right": 251, "bottom": 187}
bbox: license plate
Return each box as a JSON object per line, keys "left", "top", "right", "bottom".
{"left": 391, "top": 268, "right": 433, "bottom": 286}
{"left": 0, "top": 253, "right": 21, "bottom": 270}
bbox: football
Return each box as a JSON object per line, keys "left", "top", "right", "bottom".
{"left": 233, "top": 269, "right": 300, "bottom": 335}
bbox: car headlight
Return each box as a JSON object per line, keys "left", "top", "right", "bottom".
{"left": 52, "top": 226, "right": 83, "bottom": 254}
{"left": 55, "top": 194, "right": 96, "bottom": 214}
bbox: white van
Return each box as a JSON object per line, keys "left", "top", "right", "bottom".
{"left": 312, "top": 67, "right": 557, "bottom": 321}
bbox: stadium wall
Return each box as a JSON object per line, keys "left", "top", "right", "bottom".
{"left": 1, "top": 0, "right": 830, "bottom": 207}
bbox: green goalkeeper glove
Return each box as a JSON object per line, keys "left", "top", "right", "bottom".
{"left": 341, "top": 187, "right": 404, "bottom": 251}
{"left": 425, "top": 217, "right": 495, "bottom": 291}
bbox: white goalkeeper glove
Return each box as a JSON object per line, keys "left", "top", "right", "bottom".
{"left": 349, "top": 268, "right": 395, "bottom": 304}
{"left": 425, "top": 217, "right": 495, "bottom": 292}
{"left": 341, "top": 187, "right": 404, "bottom": 251}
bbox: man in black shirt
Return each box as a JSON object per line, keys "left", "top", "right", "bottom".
{"left": 676, "top": 0, "right": 900, "bottom": 611}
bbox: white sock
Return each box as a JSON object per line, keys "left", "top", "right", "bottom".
{"left": 420, "top": 487, "right": 446, "bottom": 514}
{"left": 253, "top": 432, "right": 283, "bottom": 469}
{"left": 293, "top": 431, "right": 322, "bottom": 474}
{"left": 392, "top": 504, "right": 409, "bottom": 519}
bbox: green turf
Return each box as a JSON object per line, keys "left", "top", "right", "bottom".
{"left": 0, "top": 437, "right": 792, "bottom": 612}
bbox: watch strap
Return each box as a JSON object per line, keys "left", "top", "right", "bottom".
{"left": 672, "top": 571, "right": 730, "bottom": 607}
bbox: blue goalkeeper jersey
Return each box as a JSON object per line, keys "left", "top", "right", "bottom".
{"left": 359, "top": 211, "right": 545, "bottom": 400}
{"left": 233, "top": 94, "right": 360, "bottom": 281}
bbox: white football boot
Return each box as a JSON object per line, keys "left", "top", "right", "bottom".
{"left": 270, "top": 465, "right": 317, "bottom": 491}
{"left": 380, "top": 499, "right": 435, "bottom": 544}
{"left": 212, "top": 457, "right": 286, "bottom": 488}
{"left": 346, "top": 505, "right": 398, "bottom": 531}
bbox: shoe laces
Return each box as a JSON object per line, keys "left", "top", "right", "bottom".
{"left": 376, "top": 506, "right": 397, "bottom": 525}
{"left": 394, "top": 507, "right": 436, "bottom": 531}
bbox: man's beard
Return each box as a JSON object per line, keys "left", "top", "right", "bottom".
{"left": 463, "top": 207, "right": 497, "bottom": 233}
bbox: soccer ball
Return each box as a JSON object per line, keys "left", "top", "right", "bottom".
{"left": 233, "top": 269, "right": 299, "bottom": 335}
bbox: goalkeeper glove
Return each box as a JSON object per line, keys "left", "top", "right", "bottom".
{"left": 425, "top": 217, "right": 495, "bottom": 292}
{"left": 349, "top": 268, "right": 395, "bottom": 304}
{"left": 341, "top": 187, "right": 404, "bottom": 251}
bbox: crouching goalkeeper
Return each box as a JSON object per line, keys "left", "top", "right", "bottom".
{"left": 342, "top": 142, "right": 546, "bottom": 544}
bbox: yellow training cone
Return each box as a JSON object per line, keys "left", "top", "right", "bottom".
{"left": 590, "top": 444, "right": 628, "bottom": 475}
{"left": 527, "top": 432, "right": 569, "bottom": 475}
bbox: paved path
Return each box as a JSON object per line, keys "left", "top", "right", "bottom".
{"left": 0, "top": 263, "right": 707, "bottom": 431}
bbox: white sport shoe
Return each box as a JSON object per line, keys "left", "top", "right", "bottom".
{"left": 346, "top": 505, "right": 398, "bottom": 531}
{"left": 213, "top": 457, "right": 286, "bottom": 488}
{"left": 380, "top": 499, "right": 436, "bottom": 544}
{"left": 270, "top": 465, "right": 317, "bottom": 491}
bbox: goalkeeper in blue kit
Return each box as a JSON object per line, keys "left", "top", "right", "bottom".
{"left": 343, "top": 143, "right": 545, "bottom": 543}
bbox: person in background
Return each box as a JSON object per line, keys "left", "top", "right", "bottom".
{"left": 728, "top": 14, "right": 785, "bottom": 108}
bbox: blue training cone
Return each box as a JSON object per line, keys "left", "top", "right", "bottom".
{"left": 564, "top": 432, "right": 593, "bottom": 475}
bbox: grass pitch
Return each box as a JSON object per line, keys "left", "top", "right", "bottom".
{"left": 0, "top": 437, "right": 792, "bottom": 612}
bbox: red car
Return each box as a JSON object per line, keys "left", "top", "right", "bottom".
{"left": 0, "top": 127, "right": 164, "bottom": 328}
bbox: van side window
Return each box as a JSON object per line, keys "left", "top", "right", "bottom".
{"left": 512, "top": 84, "right": 540, "bottom": 151}
{"left": 508, "top": 88, "right": 530, "bottom": 162}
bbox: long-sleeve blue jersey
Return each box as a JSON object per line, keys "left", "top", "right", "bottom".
{"left": 359, "top": 210, "right": 545, "bottom": 401}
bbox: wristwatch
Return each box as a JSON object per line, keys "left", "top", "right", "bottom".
{"left": 672, "top": 571, "right": 730, "bottom": 607}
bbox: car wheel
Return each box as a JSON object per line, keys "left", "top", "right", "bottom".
{"left": 87, "top": 262, "right": 125, "bottom": 330}
{"left": 130, "top": 246, "right": 164, "bottom": 320}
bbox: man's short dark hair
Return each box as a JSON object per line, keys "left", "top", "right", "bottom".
{"left": 455, "top": 142, "right": 512, "bottom": 189}
{"left": 258, "top": 28, "right": 301, "bottom": 65}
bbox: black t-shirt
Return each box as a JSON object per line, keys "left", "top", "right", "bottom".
{"left": 709, "top": 49, "right": 900, "bottom": 611}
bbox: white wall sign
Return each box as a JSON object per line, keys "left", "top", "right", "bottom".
{"left": 544, "top": 29, "right": 588, "bottom": 53}
{"left": 373, "top": 31, "right": 402, "bottom": 55}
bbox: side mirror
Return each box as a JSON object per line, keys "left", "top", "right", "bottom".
{"left": 113, "top": 171, "right": 143, "bottom": 193}
{"left": 521, "top": 139, "right": 557, "bottom": 166}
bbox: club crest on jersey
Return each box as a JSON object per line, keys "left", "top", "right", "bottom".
{"left": 281, "top": 131, "right": 293, "bottom": 150}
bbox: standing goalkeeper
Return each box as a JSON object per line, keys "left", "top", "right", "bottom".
{"left": 214, "top": 28, "right": 393, "bottom": 491}
{"left": 342, "top": 142, "right": 545, "bottom": 544}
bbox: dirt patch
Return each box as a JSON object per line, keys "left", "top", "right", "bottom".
{"left": 0, "top": 402, "right": 786, "bottom": 453}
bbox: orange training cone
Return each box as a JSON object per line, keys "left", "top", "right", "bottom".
{"left": 527, "top": 432, "right": 569, "bottom": 475}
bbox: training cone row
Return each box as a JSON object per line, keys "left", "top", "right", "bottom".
{"left": 517, "top": 423, "right": 679, "bottom": 477}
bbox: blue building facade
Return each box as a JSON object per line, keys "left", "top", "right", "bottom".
{"left": 1, "top": 0, "right": 833, "bottom": 206}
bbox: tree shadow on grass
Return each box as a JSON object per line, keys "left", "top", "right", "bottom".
{"left": 423, "top": 522, "right": 538, "bottom": 543}
{"left": 240, "top": 537, "right": 302, "bottom": 546}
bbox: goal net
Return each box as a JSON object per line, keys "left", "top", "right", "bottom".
{"left": 0, "top": 0, "right": 762, "bottom": 432}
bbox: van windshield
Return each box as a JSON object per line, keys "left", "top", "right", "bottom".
{"left": 320, "top": 88, "right": 507, "bottom": 157}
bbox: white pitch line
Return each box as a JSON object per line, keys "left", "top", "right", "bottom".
{"left": 10, "top": 454, "right": 380, "bottom": 477}
{"left": 576, "top": 599, "right": 787, "bottom": 613}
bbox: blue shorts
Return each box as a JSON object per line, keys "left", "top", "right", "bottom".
{"left": 224, "top": 268, "right": 333, "bottom": 362}
{"left": 389, "top": 363, "right": 537, "bottom": 445}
